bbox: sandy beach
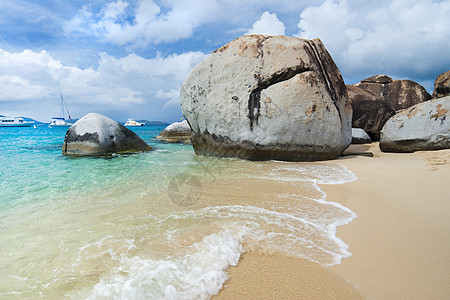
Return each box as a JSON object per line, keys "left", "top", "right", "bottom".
{"left": 215, "top": 143, "right": 450, "bottom": 299}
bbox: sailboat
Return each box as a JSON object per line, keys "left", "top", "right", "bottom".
{"left": 49, "top": 92, "right": 74, "bottom": 127}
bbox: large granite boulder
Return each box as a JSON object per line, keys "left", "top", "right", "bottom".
{"left": 180, "top": 35, "right": 352, "bottom": 161}
{"left": 156, "top": 120, "right": 191, "bottom": 143}
{"left": 63, "top": 113, "right": 151, "bottom": 156}
{"left": 354, "top": 75, "right": 432, "bottom": 111}
{"left": 433, "top": 70, "right": 450, "bottom": 98}
{"left": 347, "top": 85, "right": 395, "bottom": 139}
{"left": 380, "top": 96, "right": 450, "bottom": 152}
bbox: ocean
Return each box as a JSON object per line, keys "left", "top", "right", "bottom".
{"left": 0, "top": 125, "right": 357, "bottom": 299}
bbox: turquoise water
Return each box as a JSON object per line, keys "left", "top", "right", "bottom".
{"left": 1, "top": 125, "right": 168, "bottom": 209}
{"left": 0, "top": 125, "right": 357, "bottom": 299}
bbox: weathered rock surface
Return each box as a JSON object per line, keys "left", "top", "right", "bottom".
{"left": 180, "top": 35, "right": 352, "bottom": 161}
{"left": 354, "top": 75, "right": 432, "bottom": 111}
{"left": 156, "top": 120, "right": 191, "bottom": 143}
{"left": 380, "top": 96, "right": 450, "bottom": 152}
{"left": 351, "top": 128, "right": 371, "bottom": 144}
{"left": 433, "top": 70, "right": 450, "bottom": 98}
{"left": 361, "top": 74, "right": 393, "bottom": 84}
{"left": 63, "top": 113, "right": 151, "bottom": 156}
{"left": 347, "top": 85, "right": 395, "bottom": 139}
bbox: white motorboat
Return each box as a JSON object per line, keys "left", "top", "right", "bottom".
{"left": 49, "top": 92, "right": 74, "bottom": 127}
{"left": 49, "top": 117, "right": 72, "bottom": 127}
{"left": 124, "top": 119, "right": 145, "bottom": 126}
{"left": 0, "top": 116, "right": 32, "bottom": 127}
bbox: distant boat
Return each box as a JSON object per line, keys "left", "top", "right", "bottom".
{"left": 124, "top": 119, "right": 145, "bottom": 126}
{"left": 49, "top": 92, "right": 74, "bottom": 127}
{"left": 0, "top": 116, "right": 32, "bottom": 127}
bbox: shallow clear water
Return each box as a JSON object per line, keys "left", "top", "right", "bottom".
{"left": 0, "top": 125, "right": 357, "bottom": 299}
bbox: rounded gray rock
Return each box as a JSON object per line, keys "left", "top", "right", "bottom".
{"left": 156, "top": 120, "right": 191, "bottom": 143}
{"left": 180, "top": 35, "right": 352, "bottom": 161}
{"left": 380, "top": 97, "right": 450, "bottom": 152}
{"left": 63, "top": 113, "right": 151, "bottom": 156}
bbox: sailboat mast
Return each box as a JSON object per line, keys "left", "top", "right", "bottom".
{"left": 60, "top": 92, "right": 65, "bottom": 120}
{"left": 60, "top": 92, "right": 71, "bottom": 120}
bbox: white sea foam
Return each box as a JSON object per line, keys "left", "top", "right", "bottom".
{"left": 85, "top": 230, "right": 244, "bottom": 300}
{"left": 83, "top": 198, "right": 356, "bottom": 299}
{"left": 248, "top": 163, "right": 358, "bottom": 185}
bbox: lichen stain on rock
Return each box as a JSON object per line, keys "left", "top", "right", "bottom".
{"left": 213, "top": 43, "right": 229, "bottom": 54}
{"left": 430, "top": 105, "right": 448, "bottom": 120}
{"left": 306, "top": 103, "right": 318, "bottom": 116}
{"left": 407, "top": 107, "right": 421, "bottom": 119}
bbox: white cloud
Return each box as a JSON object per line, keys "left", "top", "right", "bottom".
{"left": 156, "top": 89, "right": 182, "bottom": 109}
{"left": 65, "top": 0, "right": 221, "bottom": 47}
{"left": 245, "top": 11, "right": 286, "bottom": 36}
{"left": 63, "top": 0, "right": 318, "bottom": 48}
{"left": 102, "top": 0, "right": 129, "bottom": 20}
{"left": 296, "top": 0, "right": 361, "bottom": 54}
{"left": 0, "top": 48, "right": 207, "bottom": 121}
{"left": 296, "top": 0, "right": 450, "bottom": 85}
{"left": 63, "top": 5, "right": 94, "bottom": 37}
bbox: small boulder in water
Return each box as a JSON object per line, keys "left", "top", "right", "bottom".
{"left": 156, "top": 120, "right": 191, "bottom": 143}
{"left": 63, "top": 113, "right": 151, "bottom": 156}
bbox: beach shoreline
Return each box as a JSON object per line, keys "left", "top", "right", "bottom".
{"left": 215, "top": 143, "right": 450, "bottom": 299}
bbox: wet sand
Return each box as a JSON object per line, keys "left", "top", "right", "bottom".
{"left": 215, "top": 143, "right": 450, "bottom": 299}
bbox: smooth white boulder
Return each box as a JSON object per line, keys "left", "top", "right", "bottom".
{"left": 63, "top": 113, "right": 151, "bottom": 156}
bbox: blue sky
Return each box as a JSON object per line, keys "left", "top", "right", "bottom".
{"left": 0, "top": 0, "right": 449, "bottom": 123}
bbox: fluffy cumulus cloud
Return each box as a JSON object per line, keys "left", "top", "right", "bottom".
{"left": 245, "top": 11, "right": 286, "bottom": 36}
{"left": 0, "top": 48, "right": 207, "bottom": 121}
{"left": 65, "top": 0, "right": 221, "bottom": 47}
{"left": 296, "top": 0, "right": 450, "bottom": 87}
{"left": 63, "top": 0, "right": 313, "bottom": 48}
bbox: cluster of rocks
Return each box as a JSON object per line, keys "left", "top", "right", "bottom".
{"left": 345, "top": 68, "right": 449, "bottom": 153}
{"left": 372, "top": 71, "right": 449, "bottom": 152}
{"left": 347, "top": 74, "right": 433, "bottom": 140}
{"left": 62, "top": 114, "right": 193, "bottom": 157}
{"left": 178, "top": 34, "right": 449, "bottom": 159}
{"left": 64, "top": 36, "right": 449, "bottom": 159}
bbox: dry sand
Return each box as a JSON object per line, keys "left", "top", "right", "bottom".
{"left": 215, "top": 143, "right": 450, "bottom": 299}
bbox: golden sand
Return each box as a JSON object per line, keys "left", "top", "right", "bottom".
{"left": 215, "top": 143, "right": 450, "bottom": 299}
